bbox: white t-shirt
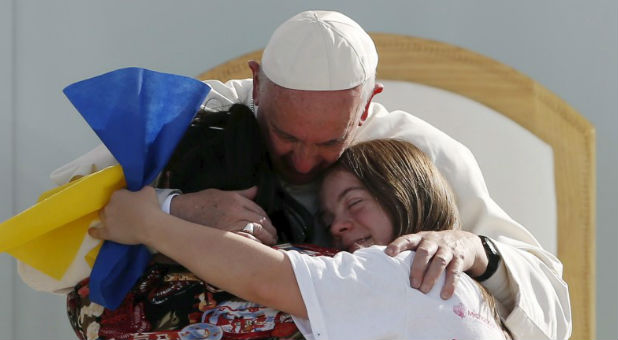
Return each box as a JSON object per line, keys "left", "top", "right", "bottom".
{"left": 285, "top": 246, "right": 506, "bottom": 340}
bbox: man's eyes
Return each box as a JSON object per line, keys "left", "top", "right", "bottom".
{"left": 277, "top": 132, "right": 297, "bottom": 142}
{"left": 278, "top": 134, "right": 298, "bottom": 143}
{"left": 275, "top": 129, "right": 343, "bottom": 147}
{"left": 320, "top": 139, "right": 344, "bottom": 147}
{"left": 347, "top": 198, "right": 363, "bottom": 209}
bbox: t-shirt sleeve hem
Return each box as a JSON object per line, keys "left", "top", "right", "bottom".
{"left": 283, "top": 250, "right": 328, "bottom": 340}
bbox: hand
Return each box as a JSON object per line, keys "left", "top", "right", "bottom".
{"left": 384, "top": 230, "right": 487, "bottom": 299}
{"left": 234, "top": 231, "right": 263, "bottom": 244}
{"left": 169, "top": 186, "right": 277, "bottom": 245}
{"left": 90, "top": 186, "right": 161, "bottom": 245}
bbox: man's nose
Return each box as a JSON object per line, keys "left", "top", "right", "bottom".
{"left": 291, "top": 144, "right": 319, "bottom": 174}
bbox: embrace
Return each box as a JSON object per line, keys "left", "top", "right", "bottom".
{"left": 22, "top": 10, "right": 570, "bottom": 340}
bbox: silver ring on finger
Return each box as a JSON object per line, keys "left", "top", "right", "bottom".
{"left": 242, "top": 222, "right": 255, "bottom": 234}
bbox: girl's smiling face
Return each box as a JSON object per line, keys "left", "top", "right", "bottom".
{"left": 319, "top": 169, "right": 394, "bottom": 252}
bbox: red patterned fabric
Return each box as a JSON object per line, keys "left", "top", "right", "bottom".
{"left": 67, "top": 244, "right": 337, "bottom": 340}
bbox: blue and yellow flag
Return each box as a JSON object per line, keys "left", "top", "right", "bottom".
{"left": 0, "top": 67, "right": 210, "bottom": 310}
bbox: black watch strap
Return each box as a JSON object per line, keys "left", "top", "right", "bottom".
{"left": 474, "top": 235, "right": 502, "bottom": 282}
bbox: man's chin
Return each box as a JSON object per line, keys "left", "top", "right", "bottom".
{"left": 274, "top": 164, "right": 322, "bottom": 185}
{"left": 280, "top": 171, "right": 319, "bottom": 185}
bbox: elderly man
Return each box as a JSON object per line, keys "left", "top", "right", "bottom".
{"left": 164, "top": 11, "right": 570, "bottom": 339}
{"left": 22, "top": 10, "right": 570, "bottom": 340}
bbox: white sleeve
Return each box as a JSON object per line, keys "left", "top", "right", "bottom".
{"left": 201, "top": 78, "right": 253, "bottom": 111}
{"left": 356, "top": 103, "right": 572, "bottom": 339}
{"left": 493, "top": 238, "right": 571, "bottom": 340}
{"left": 158, "top": 190, "right": 180, "bottom": 214}
{"left": 284, "top": 247, "right": 409, "bottom": 340}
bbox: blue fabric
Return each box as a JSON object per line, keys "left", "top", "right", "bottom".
{"left": 63, "top": 67, "right": 211, "bottom": 310}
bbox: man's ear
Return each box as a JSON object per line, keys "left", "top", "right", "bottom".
{"left": 359, "top": 82, "right": 384, "bottom": 124}
{"left": 248, "top": 60, "right": 261, "bottom": 106}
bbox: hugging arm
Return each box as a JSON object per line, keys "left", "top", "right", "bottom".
{"left": 167, "top": 187, "right": 278, "bottom": 245}
{"left": 360, "top": 107, "right": 571, "bottom": 339}
{"left": 385, "top": 229, "right": 487, "bottom": 299}
{"left": 91, "top": 186, "right": 307, "bottom": 318}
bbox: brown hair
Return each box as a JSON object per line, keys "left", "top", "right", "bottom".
{"left": 331, "top": 138, "right": 511, "bottom": 339}
{"left": 333, "top": 138, "right": 460, "bottom": 238}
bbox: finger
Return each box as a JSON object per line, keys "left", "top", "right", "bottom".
{"left": 161, "top": 170, "right": 172, "bottom": 188}
{"left": 88, "top": 227, "right": 105, "bottom": 240}
{"left": 235, "top": 231, "right": 261, "bottom": 243}
{"left": 249, "top": 223, "right": 278, "bottom": 246}
{"left": 164, "top": 171, "right": 172, "bottom": 188}
{"left": 409, "top": 240, "right": 438, "bottom": 289}
{"left": 384, "top": 233, "right": 423, "bottom": 257}
{"left": 237, "top": 186, "right": 258, "bottom": 200}
{"left": 138, "top": 186, "right": 158, "bottom": 203}
{"left": 239, "top": 195, "right": 269, "bottom": 216}
{"left": 235, "top": 207, "right": 277, "bottom": 238}
{"left": 440, "top": 256, "right": 464, "bottom": 299}
{"left": 420, "top": 248, "right": 453, "bottom": 294}
{"left": 257, "top": 218, "right": 277, "bottom": 242}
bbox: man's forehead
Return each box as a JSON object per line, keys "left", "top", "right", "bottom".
{"left": 259, "top": 82, "right": 363, "bottom": 138}
{"left": 267, "top": 108, "right": 355, "bottom": 144}
{"left": 265, "top": 83, "right": 362, "bottom": 116}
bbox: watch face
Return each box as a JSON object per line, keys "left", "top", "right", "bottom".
{"left": 483, "top": 236, "right": 500, "bottom": 257}
{"left": 475, "top": 236, "right": 502, "bottom": 282}
{"left": 486, "top": 239, "right": 497, "bottom": 254}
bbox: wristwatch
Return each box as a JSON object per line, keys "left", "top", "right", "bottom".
{"left": 474, "top": 235, "right": 502, "bottom": 282}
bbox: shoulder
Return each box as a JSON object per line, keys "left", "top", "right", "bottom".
{"left": 201, "top": 78, "right": 253, "bottom": 111}
{"left": 359, "top": 102, "right": 473, "bottom": 158}
{"left": 285, "top": 246, "right": 411, "bottom": 285}
{"left": 349, "top": 246, "right": 414, "bottom": 267}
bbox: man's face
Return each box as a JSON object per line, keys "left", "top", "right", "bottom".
{"left": 256, "top": 82, "right": 365, "bottom": 185}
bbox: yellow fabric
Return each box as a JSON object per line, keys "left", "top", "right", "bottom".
{"left": 85, "top": 240, "right": 103, "bottom": 269}
{"left": 0, "top": 165, "right": 125, "bottom": 279}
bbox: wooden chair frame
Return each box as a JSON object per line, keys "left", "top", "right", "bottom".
{"left": 197, "top": 33, "right": 596, "bottom": 340}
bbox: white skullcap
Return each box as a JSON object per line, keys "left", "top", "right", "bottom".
{"left": 261, "top": 10, "right": 378, "bottom": 91}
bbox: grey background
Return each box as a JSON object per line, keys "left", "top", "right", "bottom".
{"left": 0, "top": 1, "right": 615, "bottom": 339}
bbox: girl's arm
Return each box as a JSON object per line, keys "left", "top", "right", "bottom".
{"left": 89, "top": 186, "right": 307, "bottom": 318}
